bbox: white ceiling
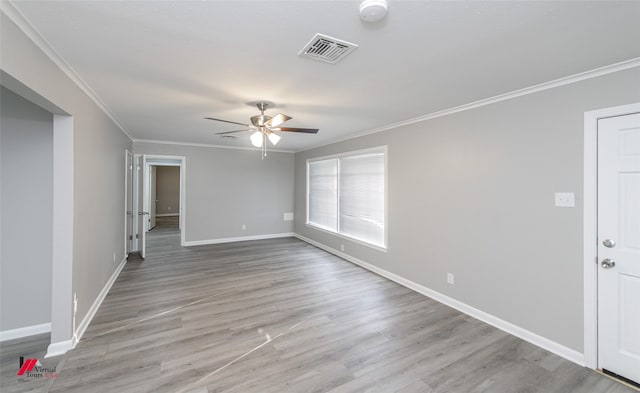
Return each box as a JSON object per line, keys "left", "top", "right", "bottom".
{"left": 11, "top": 1, "right": 640, "bottom": 151}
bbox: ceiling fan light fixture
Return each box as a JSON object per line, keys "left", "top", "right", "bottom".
{"left": 250, "top": 131, "right": 263, "bottom": 147}
{"left": 268, "top": 132, "right": 281, "bottom": 146}
{"left": 206, "top": 101, "right": 319, "bottom": 157}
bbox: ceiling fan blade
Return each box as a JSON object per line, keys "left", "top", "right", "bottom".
{"left": 273, "top": 127, "right": 319, "bottom": 134}
{"left": 204, "top": 117, "right": 250, "bottom": 127}
{"left": 265, "top": 113, "right": 292, "bottom": 128}
{"left": 216, "top": 128, "right": 252, "bottom": 135}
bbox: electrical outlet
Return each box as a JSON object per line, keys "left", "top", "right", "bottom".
{"left": 340, "top": 244, "right": 345, "bottom": 252}
{"left": 113, "top": 252, "right": 116, "bottom": 262}
{"left": 241, "top": 224, "right": 246, "bottom": 231}
{"left": 554, "top": 192, "right": 575, "bottom": 207}
{"left": 447, "top": 273, "right": 455, "bottom": 285}
{"left": 283, "top": 212, "right": 294, "bottom": 221}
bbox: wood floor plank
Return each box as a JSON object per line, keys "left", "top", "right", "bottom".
{"left": 3, "top": 223, "right": 635, "bottom": 392}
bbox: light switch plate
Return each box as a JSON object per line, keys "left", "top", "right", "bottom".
{"left": 555, "top": 192, "right": 575, "bottom": 207}
{"left": 283, "top": 212, "right": 294, "bottom": 221}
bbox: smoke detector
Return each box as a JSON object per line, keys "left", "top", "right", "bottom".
{"left": 360, "top": 0, "right": 388, "bottom": 22}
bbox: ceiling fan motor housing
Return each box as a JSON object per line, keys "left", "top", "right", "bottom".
{"left": 251, "top": 115, "right": 272, "bottom": 127}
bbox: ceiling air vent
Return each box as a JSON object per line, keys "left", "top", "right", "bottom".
{"left": 299, "top": 33, "right": 358, "bottom": 64}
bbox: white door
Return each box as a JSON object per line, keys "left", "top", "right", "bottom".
{"left": 136, "top": 155, "right": 148, "bottom": 258}
{"left": 126, "top": 151, "right": 133, "bottom": 255}
{"left": 149, "top": 166, "right": 157, "bottom": 230}
{"left": 597, "top": 113, "right": 640, "bottom": 384}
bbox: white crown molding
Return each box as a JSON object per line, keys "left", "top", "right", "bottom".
{"left": 299, "top": 57, "right": 640, "bottom": 152}
{"left": 133, "top": 138, "right": 295, "bottom": 154}
{"left": 1, "top": 0, "right": 134, "bottom": 141}
{"left": 5, "top": 0, "right": 638, "bottom": 152}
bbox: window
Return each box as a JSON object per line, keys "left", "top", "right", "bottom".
{"left": 307, "top": 158, "right": 338, "bottom": 231}
{"left": 307, "top": 148, "right": 386, "bottom": 249}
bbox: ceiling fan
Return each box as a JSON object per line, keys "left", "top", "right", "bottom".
{"left": 205, "top": 102, "right": 319, "bottom": 157}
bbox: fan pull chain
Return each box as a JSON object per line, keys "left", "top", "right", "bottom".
{"left": 262, "top": 132, "right": 267, "bottom": 159}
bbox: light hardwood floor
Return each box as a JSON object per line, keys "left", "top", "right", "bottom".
{"left": 1, "top": 225, "right": 634, "bottom": 392}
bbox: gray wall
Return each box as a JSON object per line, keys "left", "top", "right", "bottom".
{"left": 0, "top": 87, "right": 53, "bottom": 331}
{"left": 134, "top": 142, "right": 294, "bottom": 242}
{"left": 295, "top": 67, "right": 640, "bottom": 352}
{"left": 1, "top": 12, "right": 133, "bottom": 339}
{"left": 155, "top": 166, "right": 180, "bottom": 215}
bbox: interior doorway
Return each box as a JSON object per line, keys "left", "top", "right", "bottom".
{"left": 1, "top": 86, "right": 54, "bottom": 340}
{"left": 132, "top": 154, "right": 186, "bottom": 258}
{"left": 147, "top": 165, "right": 181, "bottom": 232}
{"left": 584, "top": 103, "right": 640, "bottom": 387}
{"left": 0, "top": 74, "right": 75, "bottom": 356}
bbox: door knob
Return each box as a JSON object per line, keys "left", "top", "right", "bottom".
{"left": 602, "top": 239, "right": 616, "bottom": 248}
{"left": 601, "top": 259, "right": 615, "bottom": 269}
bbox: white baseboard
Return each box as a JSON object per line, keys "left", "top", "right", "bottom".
{"left": 293, "top": 233, "right": 585, "bottom": 366}
{"left": 184, "top": 232, "right": 295, "bottom": 247}
{"left": 0, "top": 322, "right": 51, "bottom": 342}
{"left": 155, "top": 213, "right": 179, "bottom": 217}
{"left": 72, "top": 256, "right": 128, "bottom": 348}
{"left": 45, "top": 339, "right": 73, "bottom": 358}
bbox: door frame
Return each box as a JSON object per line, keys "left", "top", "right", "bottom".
{"left": 145, "top": 163, "right": 179, "bottom": 232}
{"left": 132, "top": 154, "right": 142, "bottom": 254}
{"left": 148, "top": 165, "right": 157, "bottom": 231}
{"left": 134, "top": 154, "right": 187, "bottom": 248}
{"left": 583, "top": 102, "right": 640, "bottom": 369}
{"left": 124, "top": 149, "right": 133, "bottom": 257}
{"left": 2, "top": 71, "right": 76, "bottom": 356}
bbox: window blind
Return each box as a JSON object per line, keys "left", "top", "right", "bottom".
{"left": 339, "top": 153, "right": 385, "bottom": 246}
{"left": 307, "top": 158, "right": 338, "bottom": 231}
{"left": 307, "top": 149, "right": 385, "bottom": 248}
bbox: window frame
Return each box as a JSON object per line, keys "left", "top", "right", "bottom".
{"left": 306, "top": 146, "right": 388, "bottom": 252}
